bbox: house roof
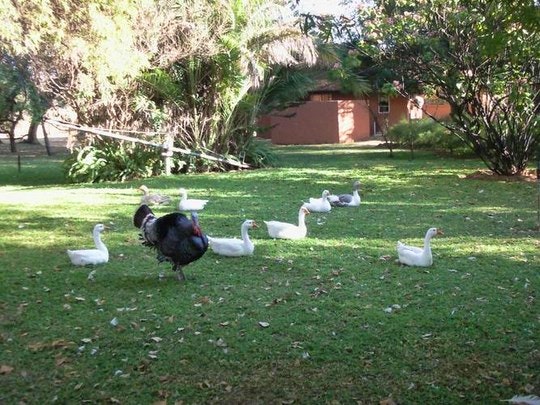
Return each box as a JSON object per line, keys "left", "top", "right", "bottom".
{"left": 311, "top": 79, "right": 342, "bottom": 92}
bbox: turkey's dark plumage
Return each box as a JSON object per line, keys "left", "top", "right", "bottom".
{"left": 134, "top": 204, "right": 208, "bottom": 281}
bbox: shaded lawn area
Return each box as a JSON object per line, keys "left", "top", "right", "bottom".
{"left": 0, "top": 144, "right": 538, "bottom": 404}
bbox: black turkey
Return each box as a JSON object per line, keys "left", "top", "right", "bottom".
{"left": 134, "top": 204, "right": 208, "bottom": 281}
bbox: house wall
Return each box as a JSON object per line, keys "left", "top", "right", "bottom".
{"left": 264, "top": 101, "right": 339, "bottom": 144}
{"left": 259, "top": 95, "right": 451, "bottom": 145}
{"left": 424, "top": 99, "right": 452, "bottom": 119}
{"left": 367, "top": 95, "right": 409, "bottom": 133}
{"left": 337, "top": 100, "right": 371, "bottom": 143}
{"left": 368, "top": 95, "right": 452, "bottom": 133}
{"left": 261, "top": 100, "right": 371, "bottom": 145}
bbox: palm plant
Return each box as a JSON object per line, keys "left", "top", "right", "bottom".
{"left": 137, "top": 0, "right": 317, "bottom": 171}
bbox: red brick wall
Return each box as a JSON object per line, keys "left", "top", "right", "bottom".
{"left": 258, "top": 95, "right": 451, "bottom": 144}
{"left": 337, "top": 100, "right": 371, "bottom": 143}
{"left": 260, "top": 100, "right": 371, "bottom": 145}
{"left": 424, "top": 100, "right": 452, "bottom": 120}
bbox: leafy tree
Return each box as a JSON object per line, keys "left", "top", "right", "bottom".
{"left": 356, "top": 0, "right": 540, "bottom": 175}
{"left": 136, "top": 0, "right": 317, "bottom": 171}
{"left": 0, "top": 54, "right": 44, "bottom": 152}
{"left": 1, "top": 0, "right": 155, "bottom": 127}
{"left": 2, "top": 0, "right": 316, "bottom": 177}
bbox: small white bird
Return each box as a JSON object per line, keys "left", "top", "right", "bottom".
{"left": 138, "top": 185, "right": 171, "bottom": 206}
{"left": 264, "top": 206, "right": 310, "bottom": 240}
{"left": 208, "top": 220, "right": 258, "bottom": 257}
{"left": 67, "top": 224, "right": 109, "bottom": 266}
{"left": 397, "top": 227, "right": 443, "bottom": 267}
{"left": 178, "top": 188, "right": 208, "bottom": 211}
{"left": 302, "top": 190, "right": 332, "bottom": 213}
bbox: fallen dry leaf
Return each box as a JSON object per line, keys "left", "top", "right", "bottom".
{"left": 27, "top": 339, "right": 75, "bottom": 352}
{"left": 55, "top": 356, "right": 69, "bottom": 367}
{"left": 0, "top": 365, "right": 14, "bottom": 374}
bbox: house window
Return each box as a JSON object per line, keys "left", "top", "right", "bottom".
{"left": 378, "top": 97, "right": 389, "bottom": 113}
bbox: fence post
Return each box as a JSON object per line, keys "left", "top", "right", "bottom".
{"left": 162, "top": 134, "right": 174, "bottom": 176}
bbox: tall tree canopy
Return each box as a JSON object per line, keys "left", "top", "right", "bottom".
{"left": 1, "top": 0, "right": 317, "bottom": 175}
{"left": 355, "top": 0, "right": 540, "bottom": 175}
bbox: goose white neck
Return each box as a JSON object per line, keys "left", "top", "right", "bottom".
{"left": 240, "top": 224, "right": 249, "bottom": 242}
{"left": 241, "top": 223, "right": 253, "bottom": 247}
{"left": 422, "top": 233, "right": 434, "bottom": 253}
{"left": 93, "top": 229, "right": 108, "bottom": 253}
{"left": 298, "top": 210, "right": 307, "bottom": 228}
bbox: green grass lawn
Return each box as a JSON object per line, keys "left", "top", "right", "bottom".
{"left": 0, "top": 144, "right": 538, "bottom": 404}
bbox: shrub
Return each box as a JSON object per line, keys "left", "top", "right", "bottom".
{"left": 388, "top": 118, "right": 467, "bottom": 156}
{"left": 64, "top": 140, "right": 164, "bottom": 183}
{"left": 239, "top": 136, "right": 278, "bottom": 168}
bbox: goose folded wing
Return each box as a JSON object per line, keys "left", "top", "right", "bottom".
{"left": 330, "top": 193, "right": 353, "bottom": 207}
{"left": 397, "top": 242, "right": 423, "bottom": 254}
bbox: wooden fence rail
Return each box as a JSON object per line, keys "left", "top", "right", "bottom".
{"left": 45, "top": 118, "right": 250, "bottom": 172}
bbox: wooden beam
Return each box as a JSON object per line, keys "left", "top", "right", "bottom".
{"left": 45, "top": 119, "right": 250, "bottom": 169}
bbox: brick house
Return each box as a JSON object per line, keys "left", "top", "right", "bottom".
{"left": 258, "top": 81, "right": 451, "bottom": 145}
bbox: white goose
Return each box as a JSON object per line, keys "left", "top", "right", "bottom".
{"left": 397, "top": 227, "right": 443, "bottom": 267}
{"left": 264, "top": 206, "right": 310, "bottom": 240}
{"left": 303, "top": 190, "right": 331, "bottom": 213}
{"left": 67, "top": 224, "right": 109, "bottom": 266}
{"left": 178, "top": 188, "right": 208, "bottom": 211}
{"left": 328, "top": 180, "right": 361, "bottom": 207}
{"left": 208, "top": 220, "right": 258, "bottom": 257}
{"left": 138, "top": 185, "right": 171, "bottom": 206}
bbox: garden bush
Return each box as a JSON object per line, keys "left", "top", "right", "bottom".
{"left": 64, "top": 140, "right": 164, "bottom": 183}
{"left": 388, "top": 118, "right": 468, "bottom": 155}
{"left": 239, "top": 136, "right": 278, "bottom": 168}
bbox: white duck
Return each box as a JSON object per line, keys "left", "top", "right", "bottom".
{"left": 67, "top": 224, "right": 109, "bottom": 266}
{"left": 178, "top": 188, "right": 208, "bottom": 211}
{"left": 328, "top": 180, "right": 361, "bottom": 207}
{"left": 264, "top": 206, "right": 310, "bottom": 240}
{"left": 302, "top": 190, "right": 331, "bottom": 213}
{"left": 138, "top": 185, "right": 171, "bottom": 206}
{"left": 208, "top": 220, "right": 258, "bottom": 257}
{"left": 397, "top": 227, "right": 443, "bottom": 267}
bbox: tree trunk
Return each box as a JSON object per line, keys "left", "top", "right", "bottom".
{"left": 41, "top": 122, "right": 52, "bottom": 156}
{"left": 8, "top": 125, "right": 17, "bottom": 153}
{"left": 26, "top": 121, "right": 40, "bottom": 144}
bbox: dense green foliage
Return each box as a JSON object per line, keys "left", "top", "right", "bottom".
{"left": 0, "top": 55, "right": 45, "bottom": 152}
{"left": 63, "top": 141, "right": 164, "bottom": 183}
{"left": 355, "top": 0, "right": 540, "bottom": 175}
{"left": 0, "top": 145, "right": 538, "bottom": 403}
{"left": 299, "top": 0, "right": 540, "bottom": 174}
{"left": 1, "top": 0, "right": 316, "bottom": 177}
{"left": 387, "top": 119, "right": 468, "bottom": 156}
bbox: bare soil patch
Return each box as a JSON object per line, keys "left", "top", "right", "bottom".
{"left": 0, "top": 137, "right": 69, "bottom": 157}
{"left": 461, "top": 169, "right": 537, "bottom": 183}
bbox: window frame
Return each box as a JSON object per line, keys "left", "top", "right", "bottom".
{"left": 378, "top": 96, "right": 390, "bottom": 114}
